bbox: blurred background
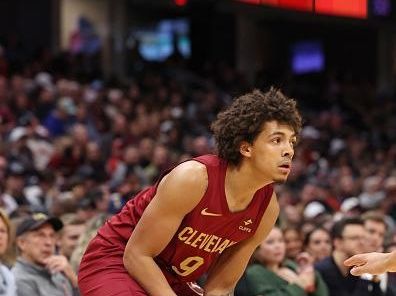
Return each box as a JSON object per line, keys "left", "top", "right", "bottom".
{"left": 1, "top": 0, "right": 396, "bottom": 295}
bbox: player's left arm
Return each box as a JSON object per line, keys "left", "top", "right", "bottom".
{"left": 203, "top": 192, "right": 279, "bottom": 296}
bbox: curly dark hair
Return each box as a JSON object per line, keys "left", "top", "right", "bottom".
{"left": 211, "top": 88, "right": 302, "bottom": 166}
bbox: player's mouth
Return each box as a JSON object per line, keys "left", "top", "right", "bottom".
{"left": 278, "top": 162, "right": 291, "bottom": 173}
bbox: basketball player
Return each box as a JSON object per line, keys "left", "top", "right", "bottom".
{"left": 78, "top": 88, "right": 302, "bottom": 296}
{"left": 344, "top": 251, "right": 396, "bottom": 276}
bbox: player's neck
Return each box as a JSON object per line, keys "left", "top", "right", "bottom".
{"left": 225, "top": 164, "right": 272, "bottom": 212}
{"left": 228, "top": 161, "right": 273, "bottom": 189}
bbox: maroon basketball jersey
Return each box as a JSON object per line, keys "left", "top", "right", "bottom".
{"left": 98, "top": 154, "right": 273, "bottom": 283}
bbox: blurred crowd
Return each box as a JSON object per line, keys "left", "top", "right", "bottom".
{"left": 0, "top": 35, "right": 396, "bottom": 296}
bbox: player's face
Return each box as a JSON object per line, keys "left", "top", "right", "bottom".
{"left": 248, "top": 121, "right": 296, "bottom": 183}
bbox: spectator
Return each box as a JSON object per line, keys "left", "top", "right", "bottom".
{"left": 240, "top": 226, "right": 328, "bottom": 295}
{"left": 361, "top": 212, "right": 396, "bottom": 294}
{"left": 43, "top": 97, "right": 76, "bottom": 137}
{"left": 283, "top": 226, "right": 304, "bottom": 261}
{"left": 1, "top": 162, "right": 29, "bottom": 216}
{"left": 57, "top": 214, "right": 86, "bottom": 261}
{"left": 108, "top": 144, "right": 147, "bottom": 190}
{"left": 362, "top": 212, "right": 387, "bottom": 253}
{"left": 315, "top": 217, "right": 389, "bottom": 296}
{"left": 13, "top": 213, "right": 78, "bottom": 296}
{"left": 69, "top": 213, "right": 109, "bottom": 273}
{"left": 304, "top": 227, "right": 332, "bottom": 264}
{"left": 0, "top": 209, "right": 16, "bottom": 295}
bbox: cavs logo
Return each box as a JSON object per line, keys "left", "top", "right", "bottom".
{"left": 239, "top": 219, "right": 253, "bottom": 232}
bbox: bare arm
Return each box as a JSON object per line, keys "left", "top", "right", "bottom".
{"left": 204, "top": 192, "right": 279, "bottom": 295}
{"left": 123, "top": 161, "right": 208, "bottom": 296}
{"left": 344, "top": 251, "right": 396, "bottom": 276}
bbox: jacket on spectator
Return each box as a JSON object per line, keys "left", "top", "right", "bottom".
{"left": 0, "top": 264, "right": 16, "bottom": 295}
{"left": 315, "top": 256, "right": 395, "bottom": 296}
{"left": 12, "top": 258, "right": 77, "bottom": 296}
{"left": 238, "top": 260, "right": 328, "bottom": 296}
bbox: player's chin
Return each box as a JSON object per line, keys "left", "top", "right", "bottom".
{"left": 273, "top": 175, "right": 289, "bottom": 183}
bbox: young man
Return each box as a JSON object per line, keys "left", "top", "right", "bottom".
{"left": 78, "top": 88, "right": 302, "bottom": 296}
{"left": 57, "top": 213, "right": 86, "bottom": 261}
{"left": 355, "top": 212, "right": 396, "bottom": 294}
{"left": 362, "top": 212, "right": 387, "bottom": 253}
{"left": 315, "top": 217, "right": 391, "bottom": 296}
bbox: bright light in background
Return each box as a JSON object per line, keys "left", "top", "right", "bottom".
{"left": 236, "top": 0, "right": 368, "bottom": 18}
{"left": 291, "top": 41, "right": 325, "bottom": 74}
{"left": 128, "top": 18, "right": 191, "bottom": 62}
{"left": 372, "top": 0, "right": 391, "bottom": 16}
{"left": 315, "top": 0, "right": 367, "bottom": 18}
{"left": 277, "top": 0, "right": 313, "bottom": 11}
{"left": 174, "top": 0, "right": 188, "bottom": 7}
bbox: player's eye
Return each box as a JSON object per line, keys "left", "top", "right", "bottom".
{"left": 272, "top": 138, "right": 281, "bottom": 144}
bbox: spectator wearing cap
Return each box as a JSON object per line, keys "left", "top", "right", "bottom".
{"left": 358, "top": 176, "right": 385, "bottom": 211}
{"left": 7, "top": 127, "right": 35, "bottom": 177}
{"left": 339, "top": 197, "right": 362, "bottom": 217}
{"left": 23, "top": 170, "right": 57, "bottom": 215}
{"left": 16, "top": 112, "right": 53, "bottom": 172}
{"left": 12, "top": 213, "right": 78, "bottom": 296}
{"left": 303, "top": 201, "right": 334, "bottom": 231}
{"left": 1, "top": 162, "right": 29, "bottom": 216}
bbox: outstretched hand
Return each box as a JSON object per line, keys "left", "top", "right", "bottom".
{"left": 344, "top": 252, "right": 391, "bottom": 276}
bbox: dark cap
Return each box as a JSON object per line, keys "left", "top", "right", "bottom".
{"left": 16, "top": 213, "right": 63, "bottom": 237}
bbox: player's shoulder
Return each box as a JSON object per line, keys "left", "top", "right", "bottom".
{"left": 169, "top": 160, "right": 208, "bottom": 185}
{"left": 157, "top": 160, "right": 209, "bottom": 207}
{"left": 160, "top": 160, "right": 208, "bottom": 191}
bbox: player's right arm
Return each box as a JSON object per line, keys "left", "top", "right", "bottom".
{"left": 123, "top": 160, "right": 208, "bottom": 296}
{"left": 344, "top": 250, "right": 396, "bottom": 276}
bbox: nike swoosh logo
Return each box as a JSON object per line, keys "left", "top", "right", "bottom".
{"left": 201, "top": 208, "right": 222, "bottom": 217}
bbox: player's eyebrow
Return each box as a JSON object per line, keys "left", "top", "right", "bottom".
{"left": 268, "top": 131, "right": 296, "bottom": 138}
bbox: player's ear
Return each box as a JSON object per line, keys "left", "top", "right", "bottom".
{"left": 240, "top": 141, "right": 252, "bottom": 157}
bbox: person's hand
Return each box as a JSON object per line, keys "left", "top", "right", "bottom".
{"left": 296, "top": 252, "right": 314, "bottom": 272}
{"left": 296, "top": 267, "right": 315, "bottom": 292}
{"left": 277, "top": 267, "right": 299, "bottom": 284}
{"left": 295, "top": 252, "right": 315, "bottom": 291}
{"left": 44, "top": 255, "right": 70, "bottom": 274}
{"left": 44, "top": 255, "right": 78, "bottom": 287}
{"left": 344, "top": 252, "right": 391, "bottom": 276}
